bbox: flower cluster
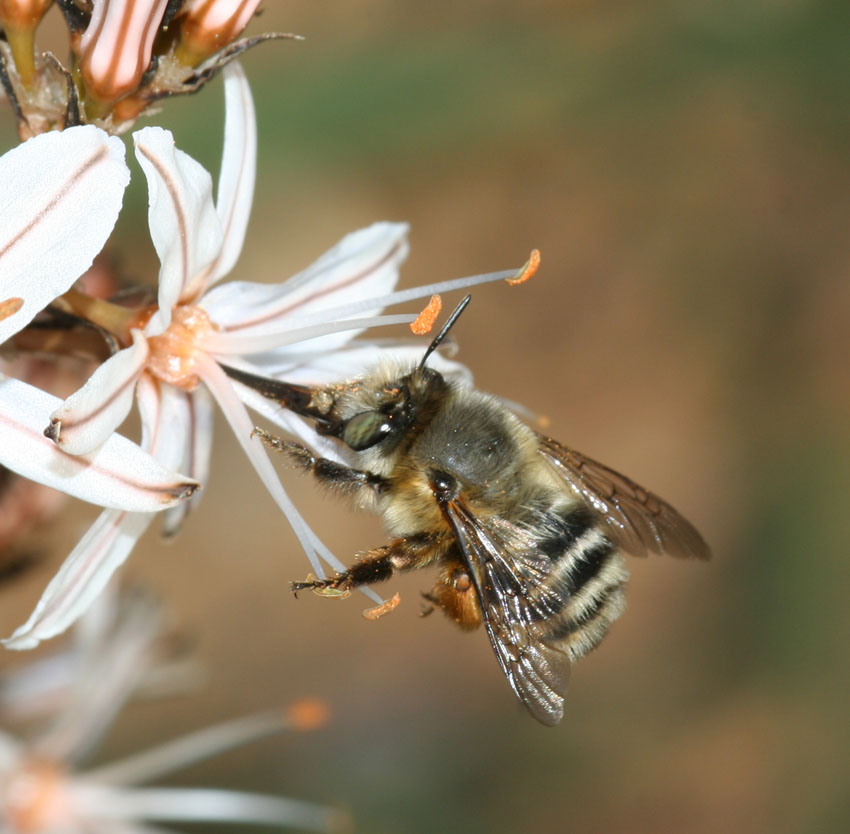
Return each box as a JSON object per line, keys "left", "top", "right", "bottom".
{"left": 0, "top": 0, "right": 289, "bottom": 136}
{"left": 0, "top": 588, "right": 344, "bottom": 833}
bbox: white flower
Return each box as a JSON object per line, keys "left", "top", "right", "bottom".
{"left": 0, "top": 591, "right": 342, "bottom": 833}
{"left": 0, "top": 127, "right": 198, "bottom": 528}
{"left": 9, "top": 61, "right": 529, "bottom": 650}
{"left": 0, "top": 586, "right": 201, "bottom": 757}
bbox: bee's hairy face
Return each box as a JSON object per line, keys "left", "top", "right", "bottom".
{"left": 325, "top": 364, "right": 449, "bottom": 455}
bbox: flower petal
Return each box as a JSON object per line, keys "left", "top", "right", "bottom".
{"left": 0, "top": 126, "right": 129, "bottom": 344}
{"left": 137, "top": 373, "right": 193, "bottom": 471}
{"left": 0, "top": 732, "right": 22, "bottom": 770}
{"left": 161, "top": 385, "right": 214, "bottom": 537}
{"left": 0, "top": 375, "right": 198, "bottom": 511}
{"left": 2, "top": 508, "right": 154, "bottom": 650}
{"left": 201, "top": 221, "right": 409, "bottom": 347}
{"left": 34, "top": 590, "right": 163, "bottom": 762}
{"left": 136, "top": 373, "right": 208, "bottom": 537}
{"left": 133, "top": 127, "right": 223, "bottom": 334}
{"left": 202, "top": 61, "right": 256, "bottom": 292}
{"left": 0, "top": 649, "right": 75, "bottom": 720}
{"left": 47, "top": 330, "right": 148, "bottom": 455}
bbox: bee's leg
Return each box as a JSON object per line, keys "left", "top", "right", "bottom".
{"left": 423, "top": 561, "right": 483, "bottom": 630}
{"left": 291, "top": 544, "right": 394, "bottom": 595}
{"left": 419, "top": 591, "right": 437, "bottom": 618}
{"left": 291, "top": 534, "right": 450, "bottom": 595}
{"left": 253, "top": 429, "right": 388, "bottom": 499}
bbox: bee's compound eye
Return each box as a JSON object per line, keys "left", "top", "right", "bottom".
{"left": 342, "top": 410, "right": 392, "bottom": 451}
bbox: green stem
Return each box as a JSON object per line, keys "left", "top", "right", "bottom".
{"left": 5, "top": 25, "right": 36, "bottom": 88}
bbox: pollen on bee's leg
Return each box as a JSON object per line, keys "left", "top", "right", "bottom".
{"left": 363, "top": 591, "right": 401, "bottom": 621}
{"left": 506, "top": 249, "right": 541, "bottom": 285}
{"left": 410, "top": 295, "right": 442, "bottom": 335}
{"left": 313, "top": 585, "right": 351, "bottom": 600}
{"left": 251, "top": 427, "right": 286, "bottom": 453}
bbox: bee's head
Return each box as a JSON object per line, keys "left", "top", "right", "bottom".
{"left": 320, "top": 362, "right": 447, "bottom": 453}
{"left": 221, "top": 297, "right": 470, "bottom": 455}
{"left": 320, "top": 295, "right": 471, "bottom": 454}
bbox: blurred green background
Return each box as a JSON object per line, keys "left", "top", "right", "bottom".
{"left": 3, "top": 1, "right": 850, "bottom": 832}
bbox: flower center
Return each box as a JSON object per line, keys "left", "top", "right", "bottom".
{"left": 3, "top": 758, "right": 72, "bottom": 832}
{"left": 146, "top": 304, "right": 217, "bottom": 391}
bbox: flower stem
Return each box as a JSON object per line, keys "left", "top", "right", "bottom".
{"left": 5, "top": 25, "right": 36, "bottom": 88}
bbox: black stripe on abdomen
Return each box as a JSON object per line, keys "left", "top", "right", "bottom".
{"left": 536, "top": 504, "right": 596, "bottom": 562}
{"left": 546, "top": 550, "right": 629, "bottom": 661}
{"left": 525, "top": 506, "right": 616, "bottom": 624}
{"left": 562, "top": 537, "right": 613, "bottom": 596}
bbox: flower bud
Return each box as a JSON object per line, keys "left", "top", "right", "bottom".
{"left": 0, "top": 0, "right": 53, "bottom": 86}
{"left": 0, "top": 0, "right": 51, "bottom": 28}
{"left": 79, "top": 0, "right": 170, "bottom": 104}
{"left": 176, "top": 0, "right": 261, "bottom": 66}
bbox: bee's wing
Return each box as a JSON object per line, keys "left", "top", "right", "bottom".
{"left": 441, "top": 499, "right": 571, "bottom": 726}
{"left": 538, "top": 435, "right": 710, "bottom": 560}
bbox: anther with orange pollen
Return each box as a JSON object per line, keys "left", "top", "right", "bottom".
{"left": 410, "top": 294, "right": 443, "bottom": 335}
{"left": 285, "top": 698, "right": 331, "bottom": 733}
{"left": 0, "top": 297, "right": 24, "bottom": 323}
{"left": 506, "top": 248, "right": 541, "bottom": 285}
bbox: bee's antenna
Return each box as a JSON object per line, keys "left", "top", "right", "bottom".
{"left": 418, "top": 294, "right": 472, "bottom": 370}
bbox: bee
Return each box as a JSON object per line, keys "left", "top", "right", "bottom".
{"left": 223, "top": 296, "right": 709, "bottom": 726}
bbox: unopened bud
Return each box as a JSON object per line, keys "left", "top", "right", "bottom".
{"left": 0, "top": 0, "right": 51, "bottom": 28}
{"left": 176, "top": 0, "right": 261, "bottom": 66}
{"left": 79, "top": 0, "right": 170, "bottom": 104}
{"left": 0, "top": 0, "right": 53, "bottom": 86}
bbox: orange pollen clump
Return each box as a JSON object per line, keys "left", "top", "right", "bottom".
{"left": 410, "top": 295, "right": 442, "bottom": 335}
{"left": 506, "top": 249, "right": 541, "bottom": 285}
{"left": 363, "top": 591, "right": 402, "bottom": 621}
{"left": 3, "top": 759, "right": 72, "bottom": 833}
{"left": 145, "top": 304, "right": 217, "bottom": 391}
{"left": 286, "top": 698, "right": 331, "bottom": 732}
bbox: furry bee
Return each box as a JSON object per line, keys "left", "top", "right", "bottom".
{"left": 223, "top": 296, "right": 709, "bottom": 726}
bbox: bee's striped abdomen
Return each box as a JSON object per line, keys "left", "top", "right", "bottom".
{"left": 534, "top": 502, "right": 629, "bottom": 662}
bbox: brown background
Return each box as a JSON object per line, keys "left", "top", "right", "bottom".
{"left": 2, "top": 2, "right": 849, "bottom": 832}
